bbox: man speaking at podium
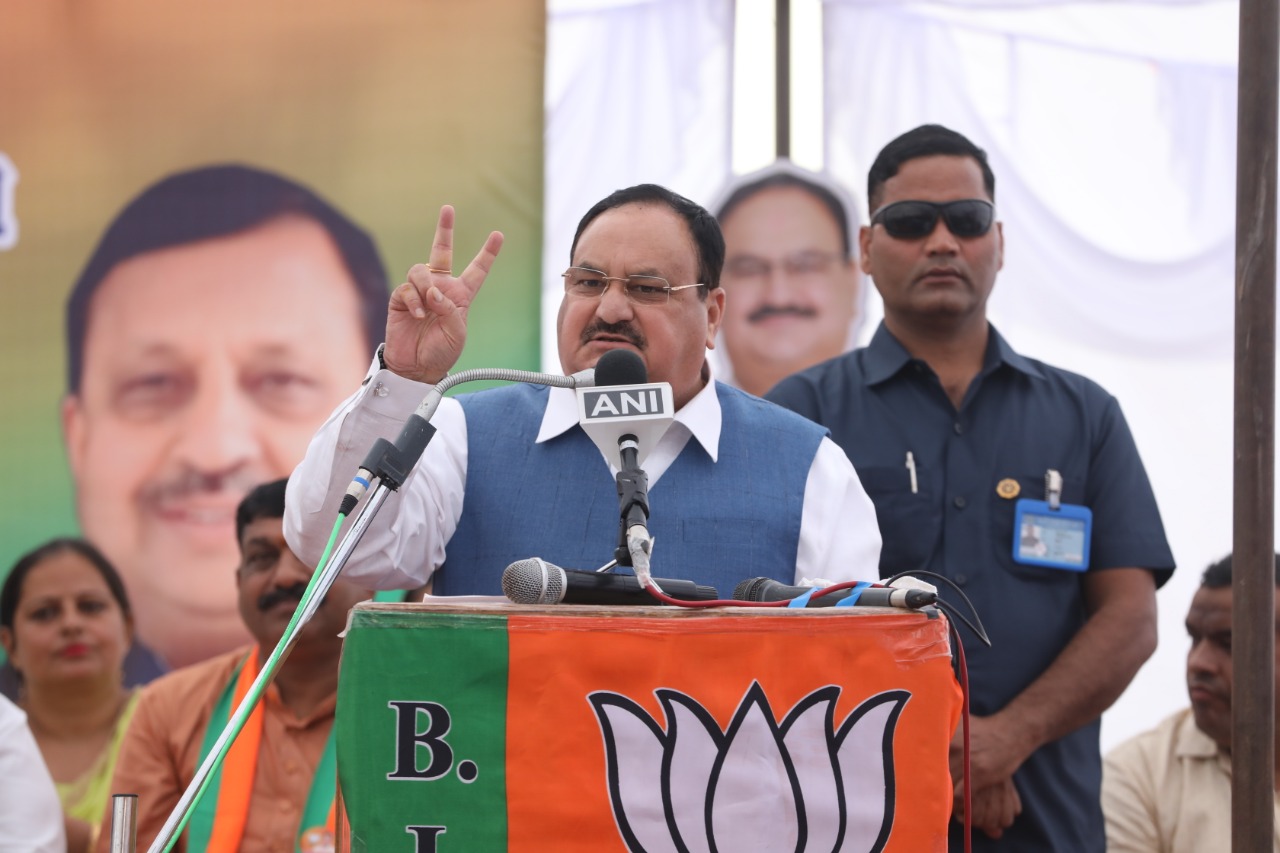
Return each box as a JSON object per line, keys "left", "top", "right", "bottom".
{"left": 285, "top": 184, "right": 881, "bottom": 595}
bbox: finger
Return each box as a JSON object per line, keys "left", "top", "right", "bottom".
{"left": 416, "top": 282, "right": 468, "bottom": 355}
{"left": 404, "top": 263, "right": 450, "bottom": 315}
{"left": 429, "top": 205, "right": 456, "bottom": 274}
{"left": 995, "top": 798, "right": 1016, "bottom": 829}
{"left": 419, "top": 282, "right": 452, "bottom": 318}
{"left": 390, "top": 279, "right": 428, "bottom": 320}
{"left": 407, "top": 254, "right": 475, "bottom": 316}
{"left": 457, "top": 230, "right": 505, "bottom": 298}
{"left": 406, "top": 262, "right": 441, "bottom": 291}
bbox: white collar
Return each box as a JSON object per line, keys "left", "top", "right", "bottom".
{"left": 537, "top": 376, "right": 723, "bottom": 467}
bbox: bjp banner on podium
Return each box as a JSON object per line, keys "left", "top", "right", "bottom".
{"left": 335, "top": 601, "right": 963, "bottom": 853}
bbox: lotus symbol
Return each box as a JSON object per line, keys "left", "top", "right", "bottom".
{"left": 588, "top": 682, "right": 908, "bottom": 853}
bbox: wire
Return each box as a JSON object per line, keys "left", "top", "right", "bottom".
{"left": 952, "top": 620, "right": 973, "bottom": 853}
{"left": 638, "top": 584, "right": 788, "bottom": 608}
{"left": 885, "top": 570, "right": 991, "bottom": 647}
{"left": 636, "top": 578, "right": 897, "bottom": 609}
{"left": 883, "top": 570, "right": 984, "bottom": 848}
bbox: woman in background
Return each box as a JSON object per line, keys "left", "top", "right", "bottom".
{"left": 0, "top": 539, "right": 140, "bottom": 853}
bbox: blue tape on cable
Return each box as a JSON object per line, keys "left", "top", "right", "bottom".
{"left": 787, "top": 588, "right": 818, "bottom": 608}
{"left": 835, "top": 581, "right": 872, "bottom": 607}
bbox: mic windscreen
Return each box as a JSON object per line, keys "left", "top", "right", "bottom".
{"left": 732, "top": 577, "right": 772, "bottom": 601}
{"left": 594, "top": 348, "right": 647, "bottom": 387}
{"left": 501, "top": 557, "right": 565, "bottom": 604}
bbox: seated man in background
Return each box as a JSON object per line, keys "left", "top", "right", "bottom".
{"left": 286, "top": 184, "right": 881, "bottom": 596}
{"left": 1103, "top": 553, "right": 1280, "bottom": 852}
{"left": 712, "top": 161, "right": 864, "bottom": 397}
{"left": 97, "top": 478, "right": 372, "bottom": 852}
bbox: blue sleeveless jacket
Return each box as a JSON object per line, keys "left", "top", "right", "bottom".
{"left": 433, "top": 382, "right": 826, "bottom": 596}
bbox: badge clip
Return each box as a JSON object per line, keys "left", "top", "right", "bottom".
{"left": 1045, "top": 469, "right": 1063, "bottom": 511}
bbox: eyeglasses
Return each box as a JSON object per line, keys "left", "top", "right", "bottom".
{"left": 870, "top": 199, "right": 995, "bottom": 240}
{"left": 562, "top": 267, "right": 706, "bottom": 306}
{"left": 724, "top": 250, "right": 843, "bottom": 282}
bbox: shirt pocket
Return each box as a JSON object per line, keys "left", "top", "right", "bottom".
{"left": 857, "top": 465, "right": 941, "bottom": 575}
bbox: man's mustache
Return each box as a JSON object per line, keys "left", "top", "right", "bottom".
{"left": 748, "top": 304, "right": 818, "bottom": 323}
{"left": 581, "top": 320, "right": 645, "bottom": 349}
{"left": 258, "top": 582, "right": 308, "bottom": 612}
{"left": 139, "top": 466, "right": 265, "bottom": 507}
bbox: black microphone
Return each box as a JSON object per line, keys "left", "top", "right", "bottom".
{"left": 594, "top": 347, "right": 648, "bottom": 387}
{"left": 732, "top": 577, "right": 937, "bottom": 609}
{"left": 575, "top": 349, "right": 671, "bottom": 568}
{"left": 502, "top": 558, "right": 718, "bottom": 605}
{"left": 577, "top": 349, "right": 674, "bottom": 468}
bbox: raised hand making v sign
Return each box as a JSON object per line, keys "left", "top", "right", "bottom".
{"left": 382, "top": 205, "right": 504, "bottom": 386}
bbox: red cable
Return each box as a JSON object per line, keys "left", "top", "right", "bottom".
{"left": 954, "top": 624, "right": 972, "bottom": 853}
{"left": 637, "top": 578, "right": 878, "bottom": 608}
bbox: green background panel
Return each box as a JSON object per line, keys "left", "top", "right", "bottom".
{"left": 0, "top": 1, "right": 544, "bottom": 610}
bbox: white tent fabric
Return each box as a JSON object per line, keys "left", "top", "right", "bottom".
{"left": 543, "top": 0, "right": 734, "bottom": 370}
{"left": 824, "top": 0, "right": 1238, "bottom": 356}
{"left": 546, "top": 0, "right": 1248, "bottom": 752}
{"left": 822, "top": 0, "right": 1242, "bottom": 754}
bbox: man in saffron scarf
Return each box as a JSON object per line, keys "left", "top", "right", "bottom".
{"left": 96, "top": 478, "right": 372, "bottom": 852}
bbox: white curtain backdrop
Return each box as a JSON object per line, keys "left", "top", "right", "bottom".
{"left": 822, "top": 0, "right": 1241, "bottom": 753}
{"left": 543, "top": 0, "right": 734, "bottom": 370}
{"left": 547, "top": 0, "right": 1248, "bottom": 752}
{"left": 824, "top": 0, "right": 1238, "bottom": 355}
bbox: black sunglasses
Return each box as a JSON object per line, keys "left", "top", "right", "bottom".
{"left": 870, "top": 199, "right": 995, "bottom": 240}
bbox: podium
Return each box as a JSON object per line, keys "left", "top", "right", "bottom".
{"left": 335, "top": 600, "right": 962, "bottom": 853}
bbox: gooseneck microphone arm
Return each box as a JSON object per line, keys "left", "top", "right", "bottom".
{"left": 340, "top": 365, "right": 595, "bottom": 512}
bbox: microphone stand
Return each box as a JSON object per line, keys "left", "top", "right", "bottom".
{"left": 140, "top": 365, "right": 591, "bottom": 853}
{"left": 613, "top": 434, "right": 653, "bottom": 579}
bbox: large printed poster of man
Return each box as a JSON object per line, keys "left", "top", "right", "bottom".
{"left": 709, "top": 161, "right": 866, "bottom": 397}
{"left": 0, "top": 1, "right": 544, "bottom": 673}
{"left": 61, "top": 165, "right": 389, "bottom": 670}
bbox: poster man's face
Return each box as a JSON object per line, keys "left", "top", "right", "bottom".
{"left": 62, "top": 215, "right": 371, "bottom": 667}
{"left": 719, "top": 186, "right": 859, "bottom": 396}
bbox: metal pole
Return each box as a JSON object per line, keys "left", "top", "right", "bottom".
{"left": 775, "top": 0, "right": 790, "bottom": 159}
{"left": 108, "top": 794, "right": 138, "bottom": 853}
{"left": 1232, "top": 0, "right": 1277, "bottom": 849}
